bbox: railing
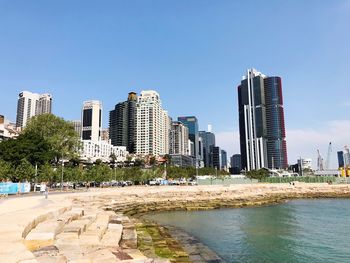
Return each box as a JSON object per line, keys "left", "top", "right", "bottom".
{"left": 260, "top": 176, "right": 336, "bottom": 184}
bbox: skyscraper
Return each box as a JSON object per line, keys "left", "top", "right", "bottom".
{"left": 178, "top": 116, "right": 199, "bottom": 164}
{"left": 230, "top": 154, "right": 242, "bottom": 174}
{"left": 136, "top": 90, "right": 170, "bottom": 156}
{"left": 238, "top": 68, "right": 288, "bottom": 171}
{"left": 70, "top": 120, "right": 82, "bottom": 138}
{"left": 109, "top": 92, "right": 137, "bottom": 153}
{"left": 199, "top": 131, "right": 216, "bottom": 167}
{"left": 221, "top": 149, "right": 227, "bottom": 170}
{"left": 81, "top": 100, "right": 102, "bottom": 142}
{"left": 212, "top": 146, "right": 221, "bottom": 169}
{"left": 170, "top": 121, "right": 189, "bottom": 155}
{"left": 337, "top": 151, "right": 344, "bottom": 168}
{"left": 16, "top": 91, "right": 52, "bottom": 129}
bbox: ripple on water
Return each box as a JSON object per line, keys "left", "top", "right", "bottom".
{"left": 145, "top": 199, "right": 350, "bottom": 263}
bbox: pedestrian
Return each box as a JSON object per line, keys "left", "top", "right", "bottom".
{"left": 44, "top": 183, "right": 48, "bottom": 199}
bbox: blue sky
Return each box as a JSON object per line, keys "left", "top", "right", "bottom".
{"left": 0, "top": 0, "right": 349, "bottom": 167}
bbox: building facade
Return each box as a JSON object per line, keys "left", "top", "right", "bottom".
{"left": 136, "top": 90, "right": 170, "bottom": 156}
{"left": 221, "top": 150, "right": 227, "bottom": 170}
{"left": 238, "top": 68, "right": 288, "bottom": 171}
{"left": 338, "top": 151, "right": 345, "bottom": 168}
{"left": 297, "top": 158, "right": 312, "bottom": 170}
{"left": 199, "top": 131, "right": 216, "bottom": 167}
{"left": 81, "top": 100, "right": 102, "bottom": 142}
{"left": 0, "top": 115, "right": 19, "bottom": 141}
{"left": 170, "top": 154, "right": 195, "bottom": 168}
{"left": 344, "top": 147, "right": 350, "bottom": 167}
{"left": 178, "top": 116, "right": 199, "bottom": 164}
{"left": 230, "top": 154, "right": 242, "bottom": 174}
{"left": 70, "top": 120, "right": 82, "bottom": 138}
{"left": 80, "top": 140, "right": 128, "bottom": 163}
{"left": 109, "top": 92, "right": 137, "bottom": 153}
{"left": 16, "top": 91, "right": 52, "bottom": 129}
{"left": 212, "top": 146, "right": 221, "bottom": 169}
{"left": 170, "top": 121, "right": 189, "bottom": 155}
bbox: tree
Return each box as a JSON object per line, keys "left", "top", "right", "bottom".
{"left": 0, "top": 133, "right": 54, "bottom": 167}
{"left": 246, "top": 169, "right": 269, "bottom": 181}
{"left": 38, "top": 163, "right": 57, "bottom": 183}
{"left": 0, "top": 160, "right": 13, "bottom": 181}
{"left": 23, "top": 114, "right": 80, "bottom": 163}
{"left": 14, "top": 159, "right": 35, "bottom": 182}
{"left": 123, "top": 167, "right": 142, "bottom": 183}
{"left": 86, "top": 163, "right": 112, "bottom": 183}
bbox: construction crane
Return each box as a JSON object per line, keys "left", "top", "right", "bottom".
{"left": 317, "top": 149, "right": 324, "bottom": 171}
{"left": 325, "top": 142, "right": 332, "bottom": 170}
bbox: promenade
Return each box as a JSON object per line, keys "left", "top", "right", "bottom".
{"left": 1, "top": 183, "right": 350, "bottom": 263}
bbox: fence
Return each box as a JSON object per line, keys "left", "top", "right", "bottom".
{"left": 260, "top": 176, "right": 336, "bottom": 184}
{"left": 197, "top": 178, "right": 259, "bottom": 185}
{"left": 0, "top": 182, "right": 31, "bottom": 194}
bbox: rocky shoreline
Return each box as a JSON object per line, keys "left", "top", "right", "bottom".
{"left": 98, "top": 183, "right": 350, "bottom": 262}
{"left": 5, "top": 183, "right": 350, "bottom": 262}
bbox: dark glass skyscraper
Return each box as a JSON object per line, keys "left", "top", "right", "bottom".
{"left": 178, "top": 116, "right": 199, "bottom": 163}
{"left": 109, "top": 92, "right": 137, "bottom": 153}
{"left": 238, "top": 69, "right": 288, "bottom": 171}
{"left": 212, "top": 146, "right": 221, "bottom": 169}
{"left": 230, "top": 154, "right": 242, "bottom": 174}
{"left": 199, "top": 131, "right": 216, "bottom": 167}
{"left": 338, "top": 151, "right": 345, "bottom": 168}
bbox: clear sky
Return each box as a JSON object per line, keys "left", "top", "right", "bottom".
{"left": 0, "top": 0, "right": 349, "bottom": 168}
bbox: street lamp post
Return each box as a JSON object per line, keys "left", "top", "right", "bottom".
{"left": 61, "top": 159, "right": 64, "bottom": 191}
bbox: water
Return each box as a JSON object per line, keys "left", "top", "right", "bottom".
{"left": 145, "top": 199, "right": 350, "bottom": 263}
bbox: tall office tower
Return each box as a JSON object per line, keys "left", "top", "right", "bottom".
{"left": 238, "top": 68, "right": 288, "bottom": 171}
{"left": 212, "top": 146, "right": 221, "bottom": 169}
{"left": 338, "top": 151, "right": 345, "bottom": 168}
{"left": 81, "top": 100, "right": 102, "bottom": 142}
{"left": 170, "top": 121, "right": 189, "bottom": 155}
{"left": 136, "top": 90, "right": 169, "bottom": 156}
{"left": 16, "top": 91, "right": 53, "bottom": 129}
{"left": 221, "top": 149, "right": 227, "bottom": 170}
{"left": 178, "top": 116, "right": 199, "bottom": 163}
{"left": 36, "top": 94, "right": 52, "bottom": 115}
{"left": 70, "top": 120, "right": 82, "bottom": 138}
{"left": 109, "top": 92, "right": 137, "bottom": 153}
{"left": 344, "top": 146, "right": 350, "bottom": 167}
{"left": 230, "top": 154, "right": 242, "bottom": 174}
{"left": 199, "top": 131, "right": 216, "bottom": 167}
{"left": 163, "top": 112, "right": 172, "bottom": 155}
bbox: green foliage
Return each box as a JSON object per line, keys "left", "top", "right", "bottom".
{"left": 38, "top": 163, "right": 57, "bottom": 183}
{"left": 246, "top": 169, "right": 270, "bottom": 181}
{"left": 0, "top": 160, "right": 13, "bottom": 181}
{"left": 134, "top": 158, "right": 145, "bottom": 167}
{"left": 167, "top": 166, "right": 189, "bottom": 179}
{"left": 0, "top": 132, "right": 54, "bottom": 167}
{"left": 86, "top": 163, "right": 112, "bottom": 183}
{"left": 23, "top": 113, "right": 80, "bottom": 163}
{"left": 123, "top": 167, "right": 143, "bottom": 182}
{"left": 13, "top": 159, "right": 35, "bottom": 182}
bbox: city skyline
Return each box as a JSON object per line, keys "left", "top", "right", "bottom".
{"left": 1, "top": 1, "right": 350, "bottom": 167}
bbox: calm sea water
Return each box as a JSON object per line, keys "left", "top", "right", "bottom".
{"left": 145, "top": 199, "right": 350, "bottom": 263}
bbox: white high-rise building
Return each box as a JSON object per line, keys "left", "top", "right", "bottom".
{"left": 16, "top": 91, "right": 52, "bottom": 129}
{"left": 70, "top": 120, "right": 82, "bottom": 138}
{"left": 81, "top": 100, "right": 102, "bottom": 142}
{"left": 170, "top": 121, "right": 189, "bottom": 155}
{"left": 80, "top": 140, "right": 128, "bottom": 163}
{"left": 136, "top": 90, "right": 170, "bottom": 156}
